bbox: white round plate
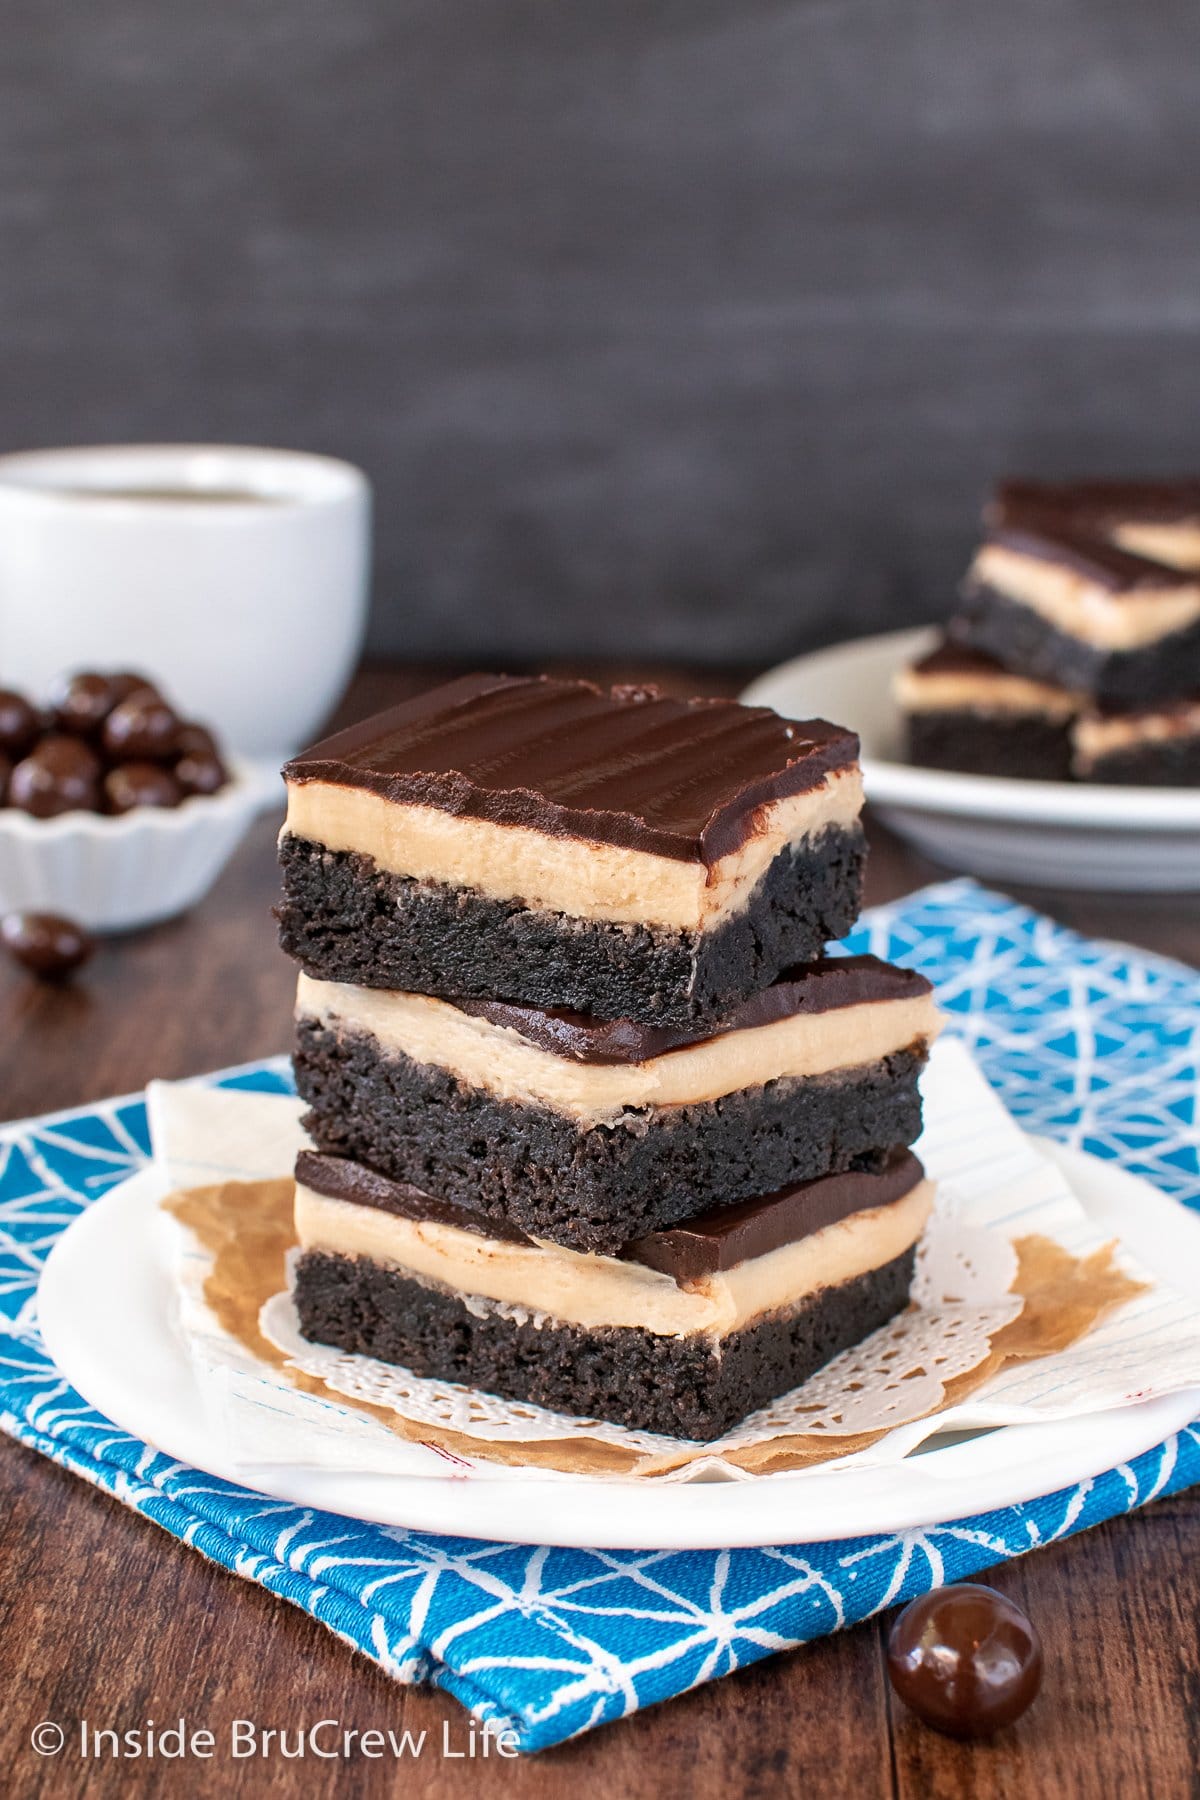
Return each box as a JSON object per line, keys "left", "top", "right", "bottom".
{"left": 742, "top": 630, "right": 1200, "bottom": 891}
{"left": 38, "top": 1142, "right": 1200, "bottom": 1550}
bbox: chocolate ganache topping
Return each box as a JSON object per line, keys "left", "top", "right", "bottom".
{"left": 977, "top": 519, "right": 1198, "bottom": 594}
{"left": 992, "top": 477, "right": 1200, "bottom": 529}
{"left": 908, "top": 642, "right": 1015, "bottom": 681}
{"left": 295, "top": 1150, "right": 532, "bottom": 1245}
{"left": 295, "top": 1148, "right": 926, "bottom": 1285}
{"left": 283, "top": 673, "right": 859, "bottom": 865}
{"left": 622, "top": 1149, "right": 924, "bottom": 1282}
{"left": 449, "top": 954, "right": 933, "bottom": 1065}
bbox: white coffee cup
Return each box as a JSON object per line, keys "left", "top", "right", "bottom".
{"left": 0, "top": 443, "right": 371, "bottom": 757}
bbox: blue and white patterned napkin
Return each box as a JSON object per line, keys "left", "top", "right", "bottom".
{"left": 3, "top": 879, "right": 1199, "bottom": 1752}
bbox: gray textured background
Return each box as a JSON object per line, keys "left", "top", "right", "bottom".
{"left": 2, "top": 1, "right": 1198, "bottom": 665}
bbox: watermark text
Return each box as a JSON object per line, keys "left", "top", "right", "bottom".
{"left": 29, "top": 1717, "right": 519, "bottom": 1762}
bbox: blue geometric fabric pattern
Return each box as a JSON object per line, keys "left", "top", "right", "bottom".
{"left": 2, "top": 880, "right": 1198, "bottom": 1752}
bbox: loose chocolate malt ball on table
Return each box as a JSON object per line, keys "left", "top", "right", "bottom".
{"left": 1, "top": 911, "right": 95, "bottom": 980}
{"left": 887, "top": 1583, "right": 1043, "bottom": 1738}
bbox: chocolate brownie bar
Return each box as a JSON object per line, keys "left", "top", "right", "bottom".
{"left": 292, "top": 1148, "right": 933, "bottom": 1440}
{"left": 953, "top": 521, "right": 1200, "bottom": 704}
{"left": 277, "top": 674, "right": 865, "bottom": 1025}
{"left": 1072, "top": 697, "right": 1200, "bottom": 785}
{"left": 896, "top": 639, "right": 1078, "bottom": 781}
{"left": 291, "top": 954, "right": 940, "bottom": 1252}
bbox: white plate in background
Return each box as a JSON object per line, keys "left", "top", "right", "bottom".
{"left": 742, "top": 629, "right": 1200, "bottom": 891}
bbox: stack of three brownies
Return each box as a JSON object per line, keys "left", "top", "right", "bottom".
{"left": 275, "top": 674, "right": 940, "bottom": 1442}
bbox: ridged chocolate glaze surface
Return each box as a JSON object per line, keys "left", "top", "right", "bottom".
{"left": 979, "top": 522, "right": 1195, "bottom": 593}
{"left": 295, "top": 1147, "right": 923, "bottom": 1285}
{"left": 283, "top": 673, "right": 859, "bottom": 864}
{"left": 449, "top": 954, "right": 932, "bottom": 1064}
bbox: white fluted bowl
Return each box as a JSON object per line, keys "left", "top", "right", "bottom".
{"left": 0, "top": 757, "right": 278, "bottom": 932}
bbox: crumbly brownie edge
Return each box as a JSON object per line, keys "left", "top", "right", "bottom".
{"left": 906, "top": 712, "right": 1074, "bottom": 781}
{"left": 276, "top": 823, "right": 866, "bottom": 1027}
{"left": 292, "top": 1245, "right": 918, "bottom": 1442}
{"left": 293, "top": 1018, "right": 926, "bottom": 1252}
{"left": 1081, "top": 733, "right": 1200, "bottom": 787}
{"left": 953, "top": 587, "right": 1200, "bottom": 704}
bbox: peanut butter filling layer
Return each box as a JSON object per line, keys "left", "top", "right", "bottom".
{"left": 295, "top": 973, "right": 941, "bottom": 1127}
{"left": 281, "top": 765, "right": 864, "bottom": 932}
{"left": 1073, "top": 699, "right": 1200, "bottom": 769}
{"left": 970, "top": 544, "right": 1200, "bottom": 652}
{"left": 1112, "top": 521, "right": 1200, "bottom": 572}
{"left": 894, "top": 662, "right": 1080, "bottom": 719}
{"left": 293, "top": 1179, "right": 933, "bottom": 1340}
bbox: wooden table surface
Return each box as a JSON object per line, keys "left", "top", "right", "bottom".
{"left": 3, "top": 664, "right": 1198, "bottom": 1799}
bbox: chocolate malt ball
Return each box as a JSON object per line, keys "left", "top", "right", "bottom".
{"left": 102, "top": 691, "right": 180, "bottom": 761}
{"left": 887, "top": 1584, "right": 1043, "bottom": 1739}
{"left": 104, "top": 760, "right": 183, "bottom": 814}
{"left": 1, "top": 911, "right": 95, "bottom": 980}
{"left": 9, "top": 736, "right": 102, "bottom": 817}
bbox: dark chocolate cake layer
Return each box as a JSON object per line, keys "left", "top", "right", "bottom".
{"left": 907, "top": 713, "right": 1074, "bottom": 781}
{"left": 1080, "top": 733, "right": 1200, "bottom": 786}
{"left": 277, "top": 823, "right": 867, "bottom": 1026}
{"left": 293, "top": 1015, "right": 927, "bottom": 1252}
{"left": 283, "top": 673, "right": 858, "bottom": 865}
{"left": 292, "top": 1246, "right": 917, "bottom": 1442}
{"left": 952, "top": 588, "right": 1200, "bottom": 705}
